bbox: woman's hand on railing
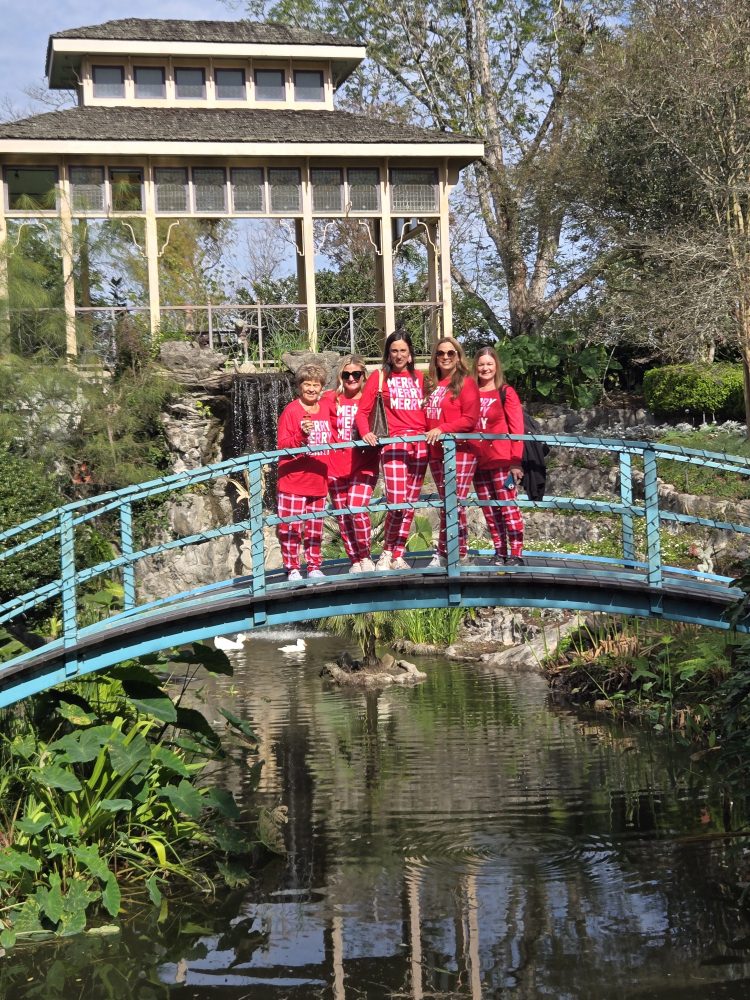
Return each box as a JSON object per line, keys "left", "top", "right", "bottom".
{"left": 425, "top": 427, "right": 444, "bottom": 445}
{"left": 362, "top": 431, "right": 379, "bottom": 447}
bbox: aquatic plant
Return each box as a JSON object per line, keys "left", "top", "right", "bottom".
{"left": 0, "top": 643, "right": 282, "bottom": 951}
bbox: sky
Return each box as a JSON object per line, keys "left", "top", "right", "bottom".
{"left": 0, "top": 0, "right": 240, "bottom": 111}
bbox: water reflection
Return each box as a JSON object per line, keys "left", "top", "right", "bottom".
{"left": 3, "top": 632, "right": 750, "bottom": 999}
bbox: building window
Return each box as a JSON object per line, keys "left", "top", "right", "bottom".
{"left": 155, "top": 167, "right": 189, "bottom": 212}
{"left": 6, "top": 167, "right": 58, "bottom": 211}
{"left": 175, "top": 67, "right": 206, "bottom": 100}
{"left": 216, "top": 68, "right": 245, "bottom": 100}
{"left": 69, "top": 166, "right": 105, "bottom": 212}
{"left": 110, "top": 169, "right": 143, "bottom": 212}
{"left": 294, "top": 70, "right": 324, "bottom": 102}
{"left": 311, "top": 168, "right": 342, "bottom": 212}
{"left": 134, "top": 66, "right": 165, "bottom": 99}
{"left": 193, "top": 168, "right": 226, "bottom": 212}
{"left": 348, "top": 168, "right": 380, "bottom": 211}
{"left": 231, "top": 168, "right": 265, "bottom": 212}
{"left": 92, "top": 65, "right": 125, "bottom": 99}
{"left": 254, "top": 68, "right": 285, "bottom": 102}
{"left": 269, "top": 168, "right": 301, "bottom": 212}
{"left": 390, "top": 168, "right": 438, "bottom": 213}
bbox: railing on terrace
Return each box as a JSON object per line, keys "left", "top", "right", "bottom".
{"left": 1, "top": 433, "right": 750, "bottom": 689}
{"left": 6, "top": 301, "right": 441, "bottom": 364}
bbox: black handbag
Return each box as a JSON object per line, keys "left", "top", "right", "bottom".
{"left": 355, "top": 370, "right": 389, "bottom": 439}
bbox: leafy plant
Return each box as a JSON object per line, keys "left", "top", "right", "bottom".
{"left": 0, "top": 643, "right": 282, "bottom": 949}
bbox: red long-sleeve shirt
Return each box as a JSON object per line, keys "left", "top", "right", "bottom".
{"left": 276, "top": 397, "right": 333, "bottom": 497}
{"left": 473, "top": 385, "right": 524, "bottom": 469}
{"left": 324, "top": 391, "right": 380, "bottom": 481}
{"left": 355, "top": 369, "right": 427, "bottom": 438}
{"left": 424, "top": 375, "right": 480, "bottom": 458}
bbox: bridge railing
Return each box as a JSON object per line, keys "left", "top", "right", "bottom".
{"left": 2, "top": 434, "right": 750, "bottom": 663}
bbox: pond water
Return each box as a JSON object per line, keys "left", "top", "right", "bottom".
{"left": 3, "top": 631, "right": 750, "bottom": 999}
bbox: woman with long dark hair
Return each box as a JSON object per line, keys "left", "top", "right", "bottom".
{"left": 355, "top": 330, "right": 427, "bottom": 570}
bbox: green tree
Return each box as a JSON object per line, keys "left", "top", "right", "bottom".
{"left": 235, "top": 0, "right": 626, "bottom": 339}
{"left": 584, "top": 0, "right": 750, "bottom": 430}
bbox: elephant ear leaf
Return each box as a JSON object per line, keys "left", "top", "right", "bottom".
{"left": 160, "top": 780, "right": 205, "bottom": 820}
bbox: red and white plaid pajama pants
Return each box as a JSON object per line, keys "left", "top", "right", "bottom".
{"left": 429, "top": 450, "right": 477, "bottom": 558}
{"left": 381, "top": 440, "right": 428, "bottom": 558}
{"left": 276, "top": 492, "right": 326, "bottom": 571}
{"left": 329, "top": 476, "right": 375, "bottom": 563}
{"left": 473, "top": 468, "right": 524, "bottom": 558}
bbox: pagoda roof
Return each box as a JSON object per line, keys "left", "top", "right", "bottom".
{"left": 0, "top": 106, "right": 482, "bottom": 162}
{"left": 50, "top": 18, "right": 359, "bottom": 47}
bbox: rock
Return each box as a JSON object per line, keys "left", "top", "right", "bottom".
{"left": 480, "top": 617, "right": 584, "bottom": 673}
{"left": 594, "top": 699, "right": 614, "bottom": 712}
{"left": 320, "top": 654, "right": 427, "bottom": 687}
{"left": 158, "top": 341, "right": 227, "bottom": 386}
{"left": 281, "top": 351, "right": 340, "bottom": 389}
{"left": 379, "top": 653, "right": 396, "bottom": 671}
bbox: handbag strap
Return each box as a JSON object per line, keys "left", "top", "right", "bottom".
{"left": 378, "top": 369, "right": 384, "bottom": 395}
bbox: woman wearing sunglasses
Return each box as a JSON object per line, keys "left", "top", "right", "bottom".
{"left": 424, "top": 336, "right": 480, "bottom": 567}
{"left": 356, "top": 330, "right": 428, "bottom": 571}
{"left": 325, "top": 355, "right": 379, "bottom": 573}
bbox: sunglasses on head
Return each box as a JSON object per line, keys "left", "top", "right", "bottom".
{"left": 342, "top": 370, "right": 364, "bottom": 381}
{"left": 436, "top": 349, "right": 457, "bottom": 358}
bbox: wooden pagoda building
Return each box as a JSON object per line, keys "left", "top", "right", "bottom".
{"left": 0, "top": 18, "right": 483, "bottom": 358}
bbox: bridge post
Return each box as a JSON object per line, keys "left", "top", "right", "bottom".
{"left": 643, "top": 447, "right": 663, "bottom": 614}
{"left": 120, "top": 502, "right": 136, "bottom": 611}
{"left": 619, "top": 452, "right": 636, "bottom": 564}
{"left": 247, "top": 458, "right": 267, "bottom": 624}
{"left": 442, "top": 436, "right": 461, "bottom": 604}
{"left": 59, "top": 510, "right": 79, "bottom": 676}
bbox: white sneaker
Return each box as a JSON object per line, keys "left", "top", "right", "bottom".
{"left": 391, "top": 556, "right": 410, "bottom": 570}
{"left": 359, "top": 557, "right": 376, "bottom": 573}
{"left": 308, "top": 569, "right": 325, "bottom": 580}
{"left": 376, "top": 551, "right": 393, "bottom": 571}
{"left": 287, "top": 569, "right": 303, "bottom": 582}
{"left": 350, "top": 561, "right": 362, "bottom": 573}
{"left": 428, "top": 554, "right": 447, "bottom": 569}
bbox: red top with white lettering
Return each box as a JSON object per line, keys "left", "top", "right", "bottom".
{"left": 472, "top": 385, "right": 524, "bottom": 469}
{"left": 324, "top": 391, "right": 380, "bottom": 481}
{"left": 424, "top": 375, "right": 480, "bottom": 458}
{"left": 276, "top": 397, "right": 333, "bottom": 497}
{"left": 355, "top": 369, "right": 427, "bottom": 438}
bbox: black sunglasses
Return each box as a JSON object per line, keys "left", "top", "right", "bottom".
{"left": 342, "top": 370, "right": 365, "bottom": 380}
{"left": 436, "top": 349, "right": 457, "bottom": 358}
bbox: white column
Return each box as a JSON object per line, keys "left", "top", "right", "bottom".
{"left": 0, "top": 174, "right": 9, "bottom": 347}
{"left": 58, "top": 163, "right": 78, "bottom": 358}
{"left": 426, "top": 220, "right": 440, "bottom": 345}
{"left": 438, "top": 160, "right": 453, "bottom": 339}
{"left": 379, "top": 159, "right": 396, "bottom": 336}
{"left": 300, "top": 161, "right": 318, "bottom": 351}
{"left": 143, "top": 161, "right": 161, "bottom": 336}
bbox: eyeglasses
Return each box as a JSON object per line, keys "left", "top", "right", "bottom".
{"left": 436, "top": 349, "right": 457, "bottom": 358}
{"left": 342, "top": 370, "right": 364, "bottom": 381}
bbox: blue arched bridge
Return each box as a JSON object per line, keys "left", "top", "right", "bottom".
{"left": 1, "top": 433, "right": 749, "bottom": 707}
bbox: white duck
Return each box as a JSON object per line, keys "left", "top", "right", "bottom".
{"left": 279, "top": 637, "right": 307, "bottom": 653}
{"left": 215, "top": 633, "right": 248, "bottom": 651}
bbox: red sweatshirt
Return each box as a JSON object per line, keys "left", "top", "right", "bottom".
{"left": 355, "top": 369, "right": 427, "bottom": 438}
{"left": 324, "top": 391, "right": 380, "bottom": 481}
{"left": 277, "top": 397, "right": 333, "bottom": 497}
{"left": 425, "top": 375, "right": 480, "bottom": 458}
{"left": 473, "top": 385, "right": 524, "bottom": 469}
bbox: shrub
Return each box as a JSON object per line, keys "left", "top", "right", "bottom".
{"left": 643, "top": 363, "right": 744, "bottom": 421}
{"left": 0, "top": 450, "right": 63, "bottom": 607}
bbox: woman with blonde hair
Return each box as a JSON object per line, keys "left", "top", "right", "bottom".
{"left": 324, "top": 354, "right": 379, "bottom": 572}
{"left": 424, "top": 336, "right": 480, "bottom": 566}
{"left": 471, "top": 346, "right": 525, "bottom": 565}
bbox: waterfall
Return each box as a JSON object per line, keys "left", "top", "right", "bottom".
{"left": 230, "top": 372, "right": 295, "bottom": 506}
